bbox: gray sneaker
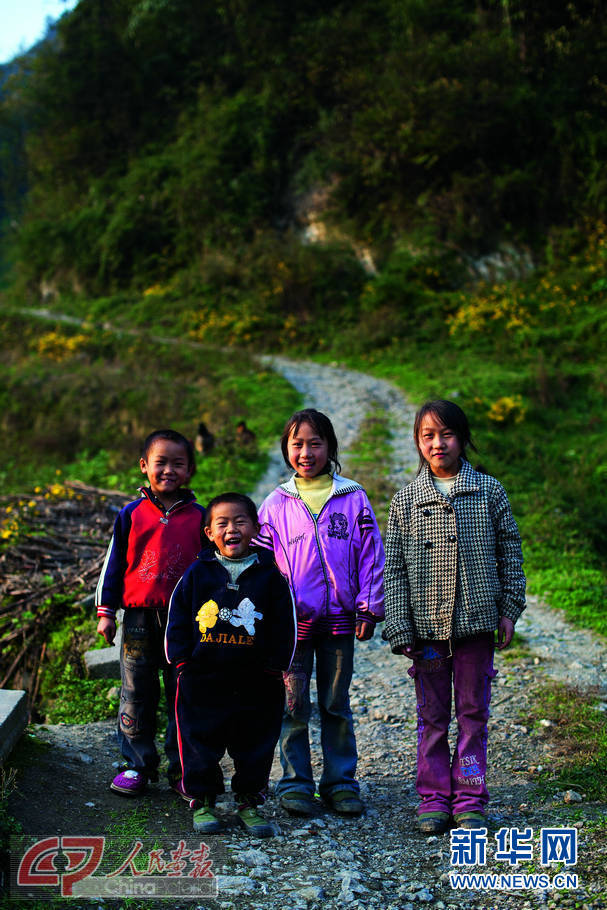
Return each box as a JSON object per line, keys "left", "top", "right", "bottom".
{"left": 326, "top": 789, "right": 364, "bottom": 816}
{"left": 280, "top": 791, "right": 315, "bottom": 816}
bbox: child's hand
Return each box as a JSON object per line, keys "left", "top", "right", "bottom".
{"left": 97, "top": 616, "right": 116, "bottom": 646}
{"left": 397, "top": 644, "right": 422, "bottom": 660}
{"left": 497, "top": 616, "right": 514, "bottom": 650}
{"left": 355, "top": 619, "right": 375, "bottom": 641}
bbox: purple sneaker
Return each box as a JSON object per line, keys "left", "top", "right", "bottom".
{"left": 110, "top": 769, "right": 147, "bottom": 796}
{"left": 170, "top": 779, "right": 193, "bottom": 802}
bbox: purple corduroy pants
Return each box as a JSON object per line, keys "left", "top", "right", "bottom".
{"left": 408, "top": 633, "right": 496, "bottom": 816}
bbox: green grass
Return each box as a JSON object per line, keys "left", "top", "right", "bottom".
{"left": 528, "top": 681, "right": 607, "bottom": 802}
{"left": 347, "top": 408, "right": 397, "bottom": 533}
{"left": 0, "top": 308, "right": 300, "bottom": 498}
{"left": 29, "top": 597, "right": 118, "bottom": 722}
{"left": 43, "top": 663, "right": 120, "bottom": 724}
{"left": 331, "top": 343, "right": 607, "bottom": 640}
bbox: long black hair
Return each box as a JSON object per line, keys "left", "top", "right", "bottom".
{"left": 280, "top": 408, "right": 341, "bottom": 474}
{"left": 413, "top": 399, "right": 477, "bottom": 473}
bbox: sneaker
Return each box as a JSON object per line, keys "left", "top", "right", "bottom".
{"left": 417, "top": 811, "right": 450, "bottom": 835}
{"left": 325, "top": 789, "right": 364, "bottom": 816}
{"left": 453, "top": 812, "right": 486, "bottom": 830}
{"left": 279, "top": 791, "right": 315, "bottom": 816}
{"left": 237, "top": 803, "right": 274, "bottom": 838}
{"left": 170, "top": 779, "right": 192, "bottom": 802}
{"left": 110, "top": 769, "right": 147, "bottom": 797}
{"left": 192, "top": 798, "right": 222, "bottom": 834}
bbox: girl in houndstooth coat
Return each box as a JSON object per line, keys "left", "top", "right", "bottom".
{"left": 384, "top": 399, "right": 525, "bottom": 835}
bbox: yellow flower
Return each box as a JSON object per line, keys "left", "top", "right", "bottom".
{"left": 487, "top": 395, "right": 526, "bottom": 425}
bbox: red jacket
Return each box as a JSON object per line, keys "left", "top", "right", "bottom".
{"left": 95, "top": 488, "right": 206, "bottom": 619}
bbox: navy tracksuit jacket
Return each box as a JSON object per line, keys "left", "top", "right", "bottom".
{"left": 165, "top": 547, "right": 296, "bottom": 800}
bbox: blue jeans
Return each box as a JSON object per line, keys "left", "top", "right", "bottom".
{"left": 117, "top": 607, "right": 179, "bottom": 781}
{"left": 276, "top": 634, "right": 359, "bottom": 799}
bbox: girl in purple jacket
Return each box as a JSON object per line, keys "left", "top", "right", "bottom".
{"left": 256, "top": 408, "right": 385, "bottom": 817}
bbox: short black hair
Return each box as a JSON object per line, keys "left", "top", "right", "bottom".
{"left": 414, "top": 399, "right": 477, "bottom": 472}
{"left": 141, "top": 429, "right": 196, "bottom": 477}
{"left": 205, "top": 492, "right": 259, "bottom": 526}
{"left": 280, "top": 408, "right": 341, "bottom": 474}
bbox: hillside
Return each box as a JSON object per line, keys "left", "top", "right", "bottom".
{"left": 1, "top": 1, "right": 607, "bottom": 891}
{"left": 0, "top": 3, "right": 606, "bottom": 648}
{"left": 0, "top": 0, "right": 606, "bottom": 290}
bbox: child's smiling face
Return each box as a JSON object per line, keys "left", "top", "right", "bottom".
{"left": 140, "top": 439, "right": 193, "bottom": 507}
{"left": 205, "top": 501, "right": 259, "bottom": 558}
{"left": 417, "top": 412, "right": 462, "bottom": 478}
{"left": 286, "top": 421, "right": 329, "bottom": 478}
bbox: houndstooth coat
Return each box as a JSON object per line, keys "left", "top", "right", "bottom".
{"left": 384, "top": 459, "right": 526, "bottom": 652}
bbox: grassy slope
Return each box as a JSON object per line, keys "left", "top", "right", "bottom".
{"left": 0, "top": 307, "right": 300, "bottom": 500}
{"left": 3, "top": 241, "right": 605, "bottom": 642}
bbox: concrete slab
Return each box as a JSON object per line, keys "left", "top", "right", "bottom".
{"left": 0, "top": 689, "right": 28, "bottom": 763}
{"left": 84, "top": 610, "right": 123, "bottom": 679}
{"left": 84, "top": 642, "right": 121, "bottom": 679}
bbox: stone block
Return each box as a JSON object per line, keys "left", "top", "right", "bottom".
{"left": 0, "top": 689, "right": 28, "bottom": 763}
{"left": 84, "top": 610, "right": 122, "bottom": 679}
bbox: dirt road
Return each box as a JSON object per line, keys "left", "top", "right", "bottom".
{"left": 6, "top": 354, "right": 607, "bottom": 909}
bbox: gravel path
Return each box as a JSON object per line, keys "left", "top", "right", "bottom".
{"left": 250, "top": 356, "right": 419, "bottom": 503}
{"left": 254, "top": 355, "right": 607, "bottom": 699}
{"left": 7, "top": 354, "right": 607, "bottom": 910}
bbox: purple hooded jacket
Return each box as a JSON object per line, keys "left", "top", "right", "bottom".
{"left": 256, "top": 474, "right": 385, "bottom": 639}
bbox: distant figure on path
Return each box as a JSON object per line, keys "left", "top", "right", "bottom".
{"left": 235, "top": 420, "right": 257, "bottom": 448}
{"left": 195, "top": 421, "right": 215, "bottom": 455}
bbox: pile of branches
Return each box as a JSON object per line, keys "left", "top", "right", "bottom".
{"left": 0, "top": 481, "right": 127, "bottom": 706}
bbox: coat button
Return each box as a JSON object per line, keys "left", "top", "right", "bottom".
{"left": 424, "top": 540, "right": 433, "bottom": 548}
{"left": 423, "top": 509, "right": 431, "bottom": 516}
{"left": 448, "top": 535, "right": 456, "bottom": 542}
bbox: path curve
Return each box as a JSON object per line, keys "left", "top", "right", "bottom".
{"left": 250, "top": 356, "right": 419, "bottom": 503}
{"left": 5, "top": 308, "right": 607, "bottom": 909}
{"left": 252, "top": 354, "right": 607, "bottom": 697}
{"left": 8, "top": 302, "right": 607, "bottom": 692}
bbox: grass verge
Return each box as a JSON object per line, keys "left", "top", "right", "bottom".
{"left": 346, "top": 407, "right": 396, "bottom": 533}
{"left": 527, "top": 681, "right": 607, "bottom": 802}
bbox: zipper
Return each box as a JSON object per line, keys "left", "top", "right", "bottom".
{"left": 300, "top": 498, "right": 332, "bottom": 615}
{"left": 159, "top": 497, "right": 188, "bottom": 524}
{"left": 141, "top": 487, "right": 192, "bottom": 522}
{"left": 165, "top": 498, "right": 187, "bottom": 516}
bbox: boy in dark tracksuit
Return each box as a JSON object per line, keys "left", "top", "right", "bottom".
{"left": 165, "top": 492, "right": 296, "bottom": 837}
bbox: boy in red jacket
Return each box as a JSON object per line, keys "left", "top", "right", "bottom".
{"left": 96, "top": 429, "right": 206, "bottom": 797}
